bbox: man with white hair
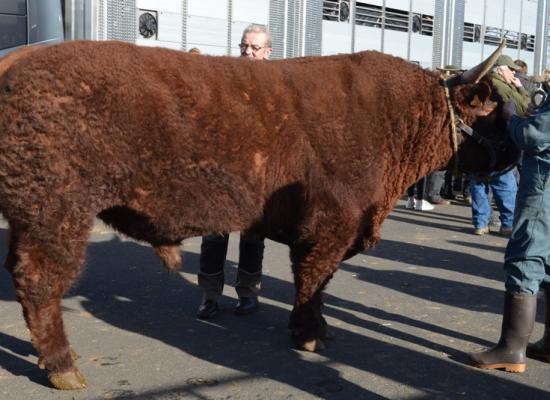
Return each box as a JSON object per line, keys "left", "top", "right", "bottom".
{"left": 196, "top": 24, "right": 273, "bottom": 320}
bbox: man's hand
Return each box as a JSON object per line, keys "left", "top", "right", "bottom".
{"left": 496, "top": 66, "right": 522, "bottom": 87}
{"left": 502, "top": 100, "right": 517, "bottom": 122}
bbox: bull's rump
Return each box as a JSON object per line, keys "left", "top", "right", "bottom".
{"left": 0, "top": 42, "right": 318, "bottom": 237}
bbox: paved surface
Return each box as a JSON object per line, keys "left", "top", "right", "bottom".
{"left": 1, "top": 199, "right": 550, "bottom": 400}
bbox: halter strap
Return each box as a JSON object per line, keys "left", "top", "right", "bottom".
{"left": 442, "top": 79, "right": 460, "bottom": 175}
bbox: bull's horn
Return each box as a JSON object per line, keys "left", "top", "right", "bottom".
{"left": 452, "top": 39, "right": 507, "bottom": 85}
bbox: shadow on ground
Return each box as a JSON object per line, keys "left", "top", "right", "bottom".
{"left": 1, "top": 229, "right": 549, "bottom": 399}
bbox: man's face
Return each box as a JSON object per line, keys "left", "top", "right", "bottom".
{"left": 240, "top": 32, "right": 272, "bottom": 60}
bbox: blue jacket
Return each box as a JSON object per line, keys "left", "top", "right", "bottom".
{"left": 508, "top": 102, "right": 550, "bottom": 179}
{"left": 508, "top": 110, "right": 550, "bottom": 155}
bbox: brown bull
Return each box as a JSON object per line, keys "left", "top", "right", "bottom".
{"left": 0, "top": 40, "right": 513, "bottom": 389}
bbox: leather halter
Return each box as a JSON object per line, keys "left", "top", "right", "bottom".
{"left": 442, "top": 78, "right": 501, "bottom": 175}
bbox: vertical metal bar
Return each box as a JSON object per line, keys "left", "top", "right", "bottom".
{"left": 89, "top": 0, "right": 97, "bottom": 40}
{"left": 533, "top": 0, "right": 549, "bottom": 75}
{"left": 66, "top": 0, "right": 75, "bottom": 40}
{"left": 442, "top": 0, "right": 450, "bottom": 65}
{"left": 182, "top": 0, "right": 188, "bottom": 50}
{"left": 518, "top": 0, "right": 523, "bottom": 60}
{"left": 502, "top": 0, "right": 506, "bottom": 45}
{"left": 301, "top": 0, "right": 306, "bottom": 56}
{"left": 481, "top": 0, "right": 487, "bottom": 60}
{"left": 432, "top": 0, "right": 444, "bottom": 68}
{"left": 283, "top": 0, "right": 288, "bottom": 57}
{"left": 407, "top": 0, "right": 412, "bottom": 60}
{"left": 227, "top": 0, "right": 233, "bottom": 56}
{"left": 452, "top": 0, "right": 464, "bottom": 67}
{"left": 269, "top": 0, "right": 286, "bottom": 59}
{"left": 351, "top": 0, "right": 356, "bottom": 53}
{"left": 381, "top": 0, "right": 386, "bottom": 52}
{"left": 303, "top": 0, "right": 321, "bottom": 56}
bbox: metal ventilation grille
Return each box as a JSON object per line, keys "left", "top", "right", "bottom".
{"left": 324, "top": 1, "right": 433, "bottom": 36}
{"left": 98, "top": 0, "right": 106, "bottom": 40}
{"left": 106, "top": 0, "right": 137, "bottom": 42}
{"left": 432, "top": 0, "right": 444, "bottom": 69}
{"left": 323, "top": 0, "right": 351, "bottom": 23}
{"left": 356, "top": 2, "right": 382, "bottom": 28}
{"left": 463, "top": 22, "right": 481, "bottom": 43}
{"left": 305, "top": 0, "right": 322, "bottom": 56}
{"left": 286, "top": 0, "right": 304, "bottom": 58}
{"left": 384, "top": 7, "right": 409, "bottom": 32}
{"left": 182, "top": 0, "right": 187, "bottom": 50}
{"left": 322, "top": 0, "right": 340, "bottom": 21}
{"left": 463, "top": 22, "right": 536, "bottom": 52}
{"left": 269, "top": 0, "right": 286, "bottom": 59}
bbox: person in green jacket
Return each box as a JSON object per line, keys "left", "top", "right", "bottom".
{"left": 491, "top": 55, "right": 530, "bottom": 116}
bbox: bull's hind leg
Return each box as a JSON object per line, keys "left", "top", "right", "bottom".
{"left": 5, "top": 216, "right": 93, "bottom": 390}
{"left": 288, "top": 213, "right": 357, "bottom": 352}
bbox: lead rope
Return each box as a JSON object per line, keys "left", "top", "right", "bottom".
{"left": 443, "top": 80, "right": 460, "bottom": 176}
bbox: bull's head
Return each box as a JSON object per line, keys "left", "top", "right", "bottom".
{"left": 444, "top": 41, "right": 520, "bottom": 177}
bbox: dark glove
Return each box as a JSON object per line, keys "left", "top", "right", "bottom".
{"left": 502, "top": 100, "right": 517, "bottom": 122}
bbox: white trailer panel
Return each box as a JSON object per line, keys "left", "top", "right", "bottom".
{"left": 186, "top": 15, "right": 227, "bottom": 53}
{"left": 322, "top": 20, "right": 352, "bottom": 55}
{"left": 137, "top": 0, "right": 181, "bottom": 14}
{"left": 464, "top": 1, "right": 483, "bottom": 25}
{"left": 233, "top": 0, "right": 269, "bottom": 24}
{"left": 354, "top": 25, "right": 382, "bottom": 52}
{"left": 412, "top": 0, "right": 437, "bottom": 15}
{"left": 383, "top": 30, "right": 409, "bottom": 59}
{"left": 484, "top": 0, "right": 505, "bottom": 29}
{"left": 410, "top": 34, "right": 434, "bottom": 67}
{"left": 188, "top": 0, "right": 227, "bottom": 19}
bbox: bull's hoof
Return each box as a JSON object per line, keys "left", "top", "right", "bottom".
{"left": 300, "top": 338, "right": 325, "bottom": 352}
{"left": 48, "top": 368, "right": 87, "bottom": 390}
{"left": 38, "top": 348, "right": 79, "bottom": 370}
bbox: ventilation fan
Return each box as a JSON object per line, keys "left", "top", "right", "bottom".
{"left": 138, "top": 10, "right": 158, "bottom": 39}
{"left": 339, "top": 1, "right": 350, "bottom": 22}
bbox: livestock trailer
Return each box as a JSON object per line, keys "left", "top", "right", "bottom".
{"left": 0, "top": 0, "right": 64, "bottom": 56}
{"left": 62, "top": 0, "right": 549, "bottom": 72}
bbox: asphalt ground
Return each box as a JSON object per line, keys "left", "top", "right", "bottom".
{"left": 1, "top": 198, "right": 550, "bottom": 400}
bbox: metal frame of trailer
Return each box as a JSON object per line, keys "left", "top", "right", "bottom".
{"left": 61, "top": 0, "right": 548, "bottom": 72}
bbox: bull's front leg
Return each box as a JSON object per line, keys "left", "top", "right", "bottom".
{"left": 288, "top": 219, "right": 356, "bottom": 352}
{"left": 5, "top": 219, "right": 92, "bottom": 390}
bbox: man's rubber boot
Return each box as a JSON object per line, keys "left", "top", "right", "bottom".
{"left": 527, "top": 287, "right": 550, "bottom": 362}
{"left": 470, "top": 292, "right": 537, "bottom": 373}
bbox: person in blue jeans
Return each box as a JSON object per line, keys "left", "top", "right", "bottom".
{"left": 470, "top": 89, "right": 550, "bottom": 373}
{"left": 469, "top": 170, "right": 517, "bottom": 236}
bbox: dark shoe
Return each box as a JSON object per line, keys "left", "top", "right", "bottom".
{"left": 441, "top": 188, "right": 456, "bottom": 200}
{"left": 196, "top": 299, "right": 219, "bottom": 319}
{"left": 469, "top": 292, "right": 537, "bottom": 373}
{"left": 527, "top": 287, "right": 550, "bottom": 362}
{"left": 234, "top": 296, "right": 259, "bottom": 315}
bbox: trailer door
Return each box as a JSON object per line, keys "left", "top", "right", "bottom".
{"left": 0, "top": 0, "right": 27, "bottom": 54}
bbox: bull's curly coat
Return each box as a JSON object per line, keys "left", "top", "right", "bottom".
{"left": 0, "top": 41, "right": 509, "bottom": 389}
